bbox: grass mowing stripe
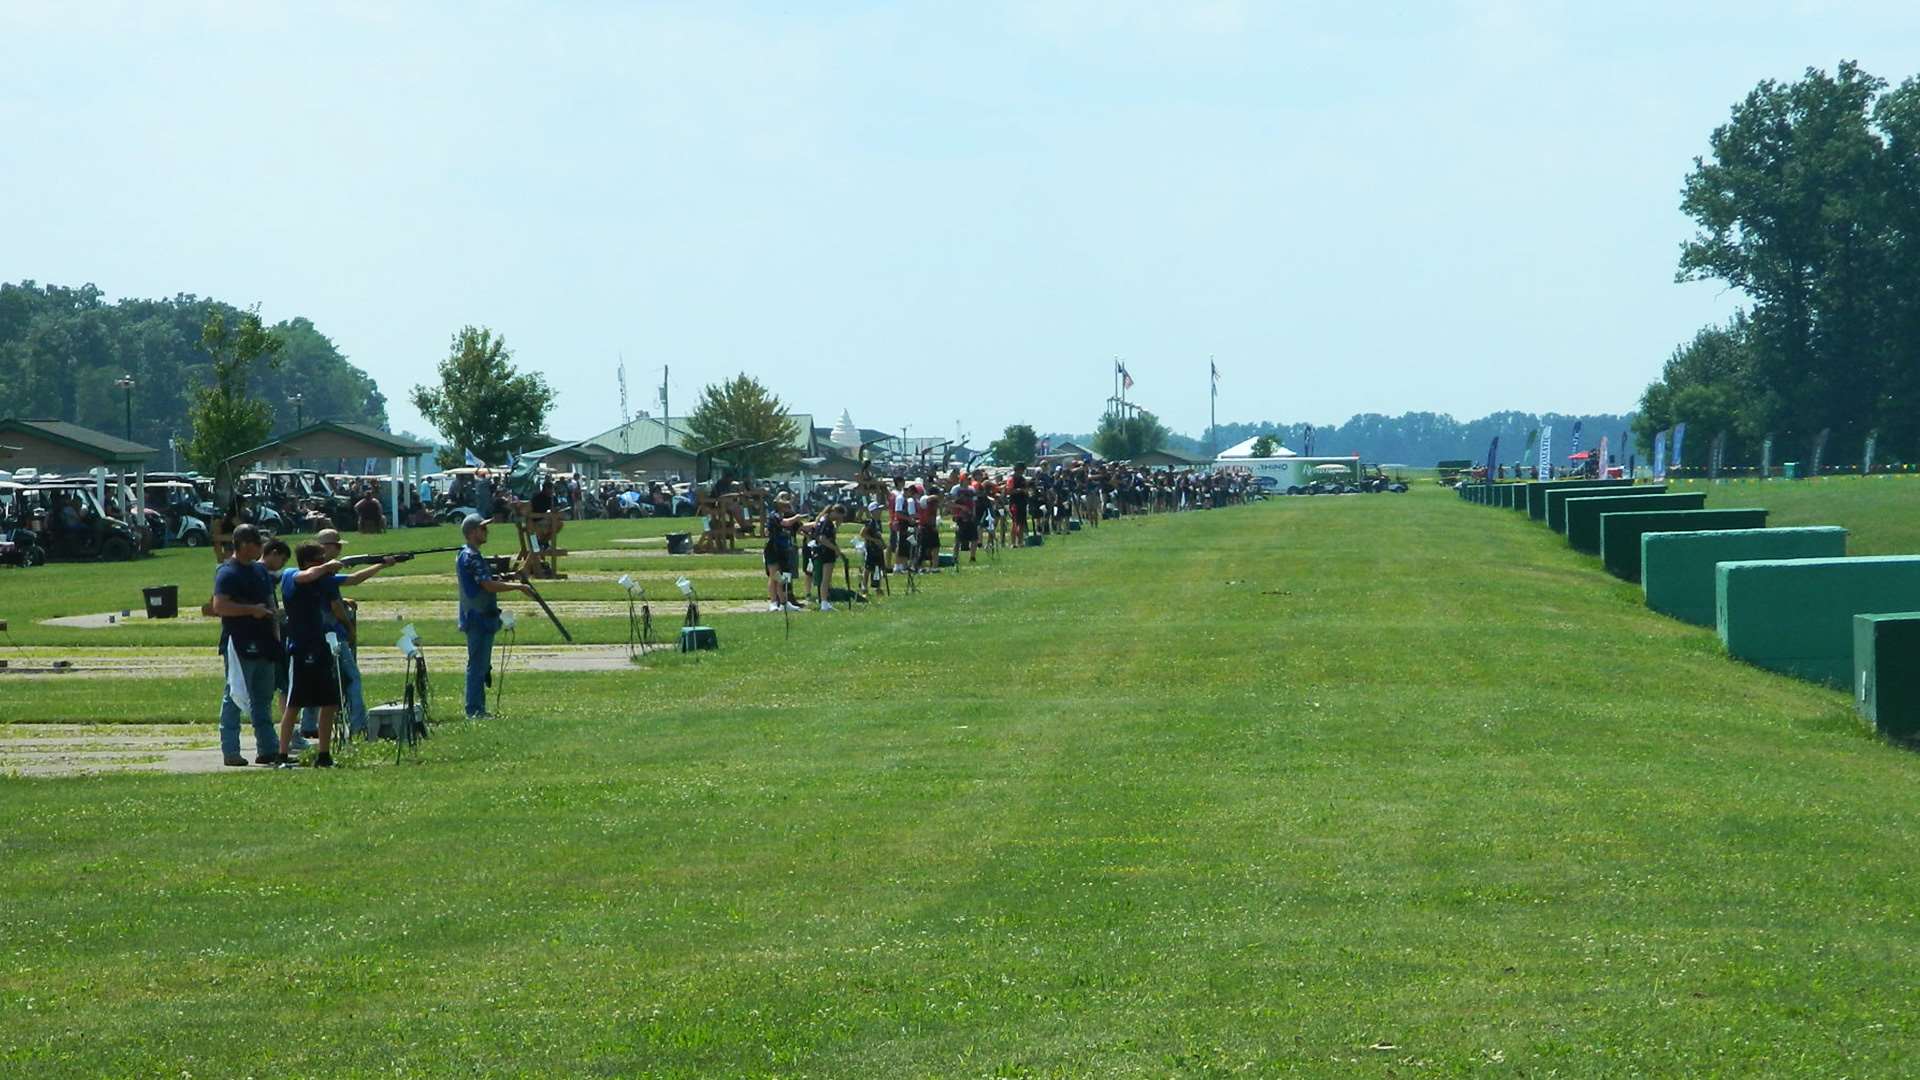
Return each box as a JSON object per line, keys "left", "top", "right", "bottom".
{"left": 3, "top": 489, "right": 1920, "bottom": 1073}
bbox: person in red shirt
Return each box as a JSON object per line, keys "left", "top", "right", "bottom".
{"left": 914, "top": 490, "right": 941, "bottom": 571}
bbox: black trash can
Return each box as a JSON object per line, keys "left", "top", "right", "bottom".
{"left": 665, "top": 532, "right": 692, "bottom": 555}
{"left": 142, "top": 584, "right": 179, "bottom": 619}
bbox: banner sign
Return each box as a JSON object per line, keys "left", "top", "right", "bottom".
{"left": 1761, "top": 434, "right": 1774, "bottom": 479}
{"left": 1671, "top": 422, "right": 1688, "bottom": 473}
{"left": 1568, "top": 421, "right": 1584, "bottom": 460}
{"left": 1811, "top": 428, "right": 1831, "bottom": 476}
{"left": 1865, "top": 433, "right": 1879, "bottom": 475}
{"left": 1485, "top": 436, "right": 1501, "bottom": 479}
{"left": 1709, "top": 431, "right": 1727, "bottom": 480}
{"left": 1653, "top": 430, "right": 1669, "bottom": 479}
{"left": 1596, "top": 435, "right": 1610, "bottom": 476}
{"left": 1538, "top": 426, "right": 1552, "bottom": 480}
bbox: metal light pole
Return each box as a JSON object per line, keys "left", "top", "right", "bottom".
{"left": 114, "top": 374, "right": 135, "bottom": 440}
{"left": 287, "top": 391, "right": 305, "bottom": 429}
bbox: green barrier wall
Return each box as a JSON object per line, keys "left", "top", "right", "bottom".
{"left": 1642, "top": 527, "right": 1849, "bottom": 626}
{"left": 1562, "top": 492, "right": 1697, "bottom": 550}
{"left": 1527, "top": 478, "right": 1632, "bottom": 521}
{"left": 1598, "top": 508, "right": 1769, "bottom": 582}
{"left": 1546, "top": 484, "right": 1664, "bottom": 533}
{"left": 1717, "top": 556, "right": 1920, "bottom": 687}
{"left": 1854, "top": 613, "right": 1920, "bottom": 738}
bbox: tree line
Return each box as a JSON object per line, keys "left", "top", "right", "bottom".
{"left": 1637, "top": 61, "right": 1920, "bottom": 468}
{"left": 1042, "top": 410, "right": 1635, "bottom": 465}
{"left": 0, "top": 281, "right": 387, "bottom": 463}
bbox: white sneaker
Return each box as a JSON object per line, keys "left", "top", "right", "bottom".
{"left": 820, "top": 601, "right": 835, "bottom": 612}
{"left": 783, "top": 602, "right": 804, "bottom": 612}
{"left": 768, "top": 601, "right": 780, "bottom": 612}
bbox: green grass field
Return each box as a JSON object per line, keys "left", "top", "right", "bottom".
{"left": 4, "top": 485, "right": 1920, "bottom": 1075}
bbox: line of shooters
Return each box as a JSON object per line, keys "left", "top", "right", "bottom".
{"left": 206, "top": 461, "right": 1255, "bottom": 767}
{"left": 759, "top": 460, "right": 1257, "bottom": 611}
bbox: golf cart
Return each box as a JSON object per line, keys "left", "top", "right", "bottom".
{"left": 11, "top": 480, "right": 147, "bottom": 561}
{"left": 0, "top": 482, "right": 48, "bottom": 566}
{"left": 142, "top": 479, "right": 212, "bottom": 548}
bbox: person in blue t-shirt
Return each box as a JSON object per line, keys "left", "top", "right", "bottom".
{"left": 291, "top": 528, "right": 382, "bottom": 742}
{"left": 273, "top": 541, "right": 396, "bottom": 767}
{"left": 211, "top": 524, "right": 282, "bottom": 767}
{"left": 456, "top": 514, "right": 532, "bottom": 718}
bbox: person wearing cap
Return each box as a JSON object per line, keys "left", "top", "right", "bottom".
{"left": 456, "top": 514, "right": 533, "bottom": 718}
{"left": 274, "top": 541, "right": 398, "bottom": 767}
{"left": 210, "top": 524, "right": 282, "bottom": 766}
{"left": 763, "top": 493, "right": 806, "bottom": 612}
{"left": 292, "top": 528, "right": 375, "bottom": 740}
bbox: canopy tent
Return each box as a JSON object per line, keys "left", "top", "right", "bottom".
{"left": 233, "top": 420, "right": 434, "bottom": 526}
{"left": 1216, "top": 435, "right": 1296, "bottom": 459}
{"left": 0, "top": 418, "right": 159, "bottom": 512}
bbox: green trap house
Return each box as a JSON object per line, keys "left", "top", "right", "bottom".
{"left": 1598, "top": 508, "right": 1769, "bottom": 582}
{"left": 1641, "top": 527, "right": 1849, "bottom": 627}
{"left": 1527, "top": 478, "right": 1632, "bottom": 522}
{"left": 1854, "top": 613, "right": 1920, "bottom": 738}
{"left": 1564, "top": 492, "right": 1704, "bottom": 553}
{"left": 1545, "top": 483, "right": 1663, "bottom": 533}
{"left": 1717, "top": 556, "right": 1920, "bottom": 687}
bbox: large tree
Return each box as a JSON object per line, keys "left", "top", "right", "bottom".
{"left": 1092, "top": 410, "right": 1169, "bottom": 461}
{"left": 987, "top": 423, "right": 1038, "bottom": 465}
{"left": 1665, "top": 61, "right": 1919, "bottom": 461}
{"left": 410, "top": 326, "right": 555, "bottom": 468}
{"left": 681, "top": 373, "right": 800, "bottom": 480}
{"left": 182, "top": 307, "right": 283, "bottom": 498}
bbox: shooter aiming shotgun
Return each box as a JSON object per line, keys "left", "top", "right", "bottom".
{"left": 337, "top": 546, "right": 462, "bottom": 567}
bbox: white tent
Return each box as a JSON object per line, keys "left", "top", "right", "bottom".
{"left": 829, "top": 410, "right": 861, "bottom": 452}
{"left": 1216, "top": 435, "right": 1295, "bottom": 459}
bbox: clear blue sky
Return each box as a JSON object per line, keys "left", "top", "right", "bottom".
{"left": 5, "top": 3, "right": 1916, "bottom": 444}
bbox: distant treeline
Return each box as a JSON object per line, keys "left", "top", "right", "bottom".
{"left": 0, "top": 281, "right": 387, "bottom": 463}
{"left": 1637, "top": 62, "right": 1920, "bottom": 466}
{"left": 1047, "top": 410, "right": 1635, "bottom": 466}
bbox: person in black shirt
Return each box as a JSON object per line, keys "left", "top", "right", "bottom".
{"left": 273, "top": 541, "right": 395, "bottom": 767}
{"left": 807, "top": 505, "right": 844, "bottom": 611}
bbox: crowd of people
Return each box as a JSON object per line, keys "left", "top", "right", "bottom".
{"left": 756, "top": 460, "right": 1260, "bottom": 611}
{"left": 207, "top": 457, "right": 1259, "bottom": 767}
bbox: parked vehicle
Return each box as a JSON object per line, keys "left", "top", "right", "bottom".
{"left": 142, "top": 480, "right": 212, "bottom": 548}
{"left": 6, "top": 480, "right": 147, "bottom": 561}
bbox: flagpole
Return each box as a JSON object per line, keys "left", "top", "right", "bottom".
{"left": 1208, "top": 356, "right": 1217, "bottom": 460}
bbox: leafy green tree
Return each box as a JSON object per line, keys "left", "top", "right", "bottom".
{"left": 1635, "top": 315, "right": 1762, "bottom": 460}
{"left": 182, "top": 308, "right": 283, "bottom": 497}
{"left": 682, "top": 373, "right": 801, "bottom": 480}
{"left": 1250, "top": 434, "right": 1277, "bottom": 458}
{"left": 987, "top": 423, "right": 1038, "bottom": 465}
{"left": 1673, "top": 61, "right": 1907, "bottom": 460}
{"left": 1092, "top": 410, "right": 1169, "bottom": 461}
{"left": 410, "top": 327, "right": 555, "bottom": 468}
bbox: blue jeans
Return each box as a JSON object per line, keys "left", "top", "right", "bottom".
{"left": 464, "top": 626, "right": 496, "bottom": 717}
{"left": 219, "top": 655, "right": 281, "bottom": 760}
{"left": 300, "top": 644, "right": 365, "bottom": 736}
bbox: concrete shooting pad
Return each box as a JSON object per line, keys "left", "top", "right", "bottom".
{"left": 1528, "top": 478, "right": 1633, "bottom": 521}
{"left": 1716, "top": 556, "right": 1920, "bottom": 688}
{"left": 1855, "top": 613, "right": 1920, "bottom": 738}
{"left": 1641, "top": 526, "right": 1849, "bottom": 626}
{"left": 1598, "top": 508, "right": 1770, "bottom": 582}
{"left": 1546, "top": 483, "right": 1662, "bottom": 533}
{"left": 1564, "top": 492, "right": 1703, "bottom": 552}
